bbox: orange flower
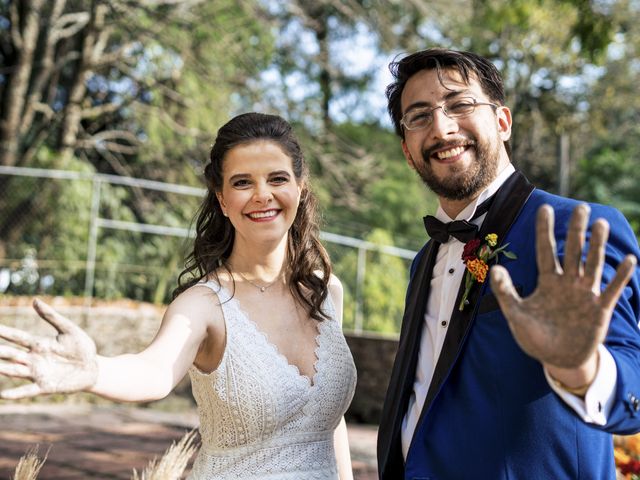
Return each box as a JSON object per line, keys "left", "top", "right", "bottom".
{"left": 615, "top": 446, "right": 632, "bottom": 465}
{"left": 627, "top": 435, "right": 640, "bottom": 455}
{"left": 466, "top": 258, "right": 489, "bottom": 283}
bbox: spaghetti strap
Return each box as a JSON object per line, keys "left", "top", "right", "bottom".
{"left": 195, "top": 279, "right": 234, "bottom": 304}
{"left": 197, "top": 279, "right": 221, "bottom": 293}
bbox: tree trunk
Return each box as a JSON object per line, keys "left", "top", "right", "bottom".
{"left": 0, "top": 0, "right": 45, "bottom": 167}
{"left": 58, "top": 2, "right": 107, "bottom": 163}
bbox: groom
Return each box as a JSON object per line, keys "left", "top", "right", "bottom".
{"left": 377, "top": 48, "right": 640, "bottom": 479}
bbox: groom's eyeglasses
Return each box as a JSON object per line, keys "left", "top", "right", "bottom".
{"left": 400, "top": 97, "right": 499, "bottom": 131}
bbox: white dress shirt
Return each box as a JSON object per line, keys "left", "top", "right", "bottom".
{"left": 400, "top": 164, "right": 617, "bottom": 459}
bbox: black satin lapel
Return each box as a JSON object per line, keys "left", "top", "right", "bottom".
{"left": 478, "top": 171, "right": 535, "bottom": 240}
{"left": 378, "top": 240, "right": 439, "bottom": 476}
{"left": 396, "top": 241, "right": 440, "bottom": 409}
{"left": 415, "top": 171, "right": 535, "bottom": 429}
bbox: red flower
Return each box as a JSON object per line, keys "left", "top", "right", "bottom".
{"left": 462, "top": 238, "right": 481, "bottom": 262}
{"left": 620, "top": 459, "right": 640, "bottom": 474}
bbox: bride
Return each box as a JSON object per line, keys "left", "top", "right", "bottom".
{"left": 0, "top": 112, "right": 357, "bottom": 480}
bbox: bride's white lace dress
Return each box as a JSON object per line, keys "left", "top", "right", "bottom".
{"left": 187, "top": 280, "right": 357, "bottom": 479}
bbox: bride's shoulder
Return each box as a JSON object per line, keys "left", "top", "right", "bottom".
{"left": 310, "top": 270, "right": 342, "bottom": 298}
{"left": 166, "top": 280, "right": 226, "bottom": 328}
{"left": 327, "top": 273, "right": 343, "bottom": 291}
{"left": 326, "top": 274, "right": 343, "bottom": 313}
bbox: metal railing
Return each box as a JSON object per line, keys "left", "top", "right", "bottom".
{"left": 0, "top": 165, "right": 417, "bottom": 334}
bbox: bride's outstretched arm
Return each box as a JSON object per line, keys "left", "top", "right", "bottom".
{"left": 0, "top": 286, "right": 220, "bottom": 402}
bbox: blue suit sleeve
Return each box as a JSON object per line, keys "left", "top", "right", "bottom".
{"left": 593, "top": 207, "right": 640, "bottom": 434}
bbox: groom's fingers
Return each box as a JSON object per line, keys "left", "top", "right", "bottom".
{"left": 490, "top": 266, "right": 522, "bottom": 316}
{"left": 536, "top": 205, "right": 561, "bottom": 275}
{"left": 584, "top": 219, "right": 609, "bottom": 291}
{"left": 601, "top": 255, "right": 637, "bottom": 312}
{"left": 563, "top": 204, "right": 589, "bottom": 277}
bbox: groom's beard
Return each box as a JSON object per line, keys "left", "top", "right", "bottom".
{"left": 417, "top": 134, "right": 501, "bottom": 201}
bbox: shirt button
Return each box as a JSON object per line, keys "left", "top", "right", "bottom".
{"left": 448, "top": 268, "right": 455, "bottom": 274}
{"left": 441, "top": 320, "right": 448, "bottom": 327}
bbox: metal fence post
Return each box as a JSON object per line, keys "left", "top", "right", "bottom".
{"left": 83, "top": 177, "right": 102, "bottom": 313}
{"left": 354, "top": 246, "right": 367, "bottom": 333}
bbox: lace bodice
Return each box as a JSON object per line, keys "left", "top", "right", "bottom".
{"left": 187, "top": 281, "right": 357, "bottom": 480}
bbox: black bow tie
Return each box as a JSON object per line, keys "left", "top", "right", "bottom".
{"left": 423, "top": 195, "right": 494, "bottom": 244}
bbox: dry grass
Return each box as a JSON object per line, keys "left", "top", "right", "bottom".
{"left": 132, "top": 430, "right": 199, "bottom": 480}
{"left": 11, "top": 430, "right": 198, "bottom": 480}
{"left": 12, "top": 447, "right": 48, "bottom": 480}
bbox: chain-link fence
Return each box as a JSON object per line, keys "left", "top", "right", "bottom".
{"left": 0, "top": 166, "right": 416, "bottom": 334}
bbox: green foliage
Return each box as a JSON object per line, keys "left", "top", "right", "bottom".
{"left": 133, "top": 1, "right": 275, "bottom": 186}
{"left": 361, "top": 229, "right": 410, "bottom": 333}
{"left": 0, "top": 148, "right": 95, "bottom": 295}
{"left": 438, "top": 0, "right": 626, "bottom": 190}
{"left": 304, "top": 121, "right": 436, "bottom": 249}
{"left": 328, "top": 229, "right": 411, "bottom": 333}
{"left": 92, "top": 231, "right": 187, "bottom": 303}
{"left": 561, "top": 0, "right": 615, "bottom": 62}
{"left": 574, "top": 145, "right": 640, "bottom": 234}
{"left": 571, "top": 0, "right": 640, "bottom": 237}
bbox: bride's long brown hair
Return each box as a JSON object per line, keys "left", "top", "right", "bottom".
{"left": 173, "top": 113, "right": 332, "bottom": 321}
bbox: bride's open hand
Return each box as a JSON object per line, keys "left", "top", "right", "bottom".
{"left": 0, "top": 299, "right": 98, "bottom": 399}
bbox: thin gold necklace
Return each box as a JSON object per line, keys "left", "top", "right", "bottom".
{"left": 235, "top": 271, "right": 281, "bottom": 293}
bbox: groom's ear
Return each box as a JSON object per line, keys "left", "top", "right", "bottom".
{"left": 496, "top": 105, "right": 512, "bottom": 142}
{"left": 401, "top": 140, "right": 417, "bottom": 171}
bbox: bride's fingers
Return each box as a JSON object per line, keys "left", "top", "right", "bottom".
{"left": 0, "top": 383, "right": 42, "bottom": 400}
{"left": 0, "top": 361, "right": 31, "bottom": 378}
{"left": 33, "top": 299, "right": 77, "bottom": 335}
{"left": 0, "top": 345, "right": 31, "bottom": 364}
{"left": 0, "top": 324, "right": 35, "bottom": 349}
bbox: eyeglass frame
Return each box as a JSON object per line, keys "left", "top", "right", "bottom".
{"left": 400, "top": 96, "right": 500, "bottom": 132}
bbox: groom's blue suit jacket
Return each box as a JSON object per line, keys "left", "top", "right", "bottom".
{"left": 377, "top": 172, "right": 640, "bottom": 479}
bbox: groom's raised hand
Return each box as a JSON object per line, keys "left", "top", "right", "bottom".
{"left": 489, "top": 204, "right": 637, "bottom": 389}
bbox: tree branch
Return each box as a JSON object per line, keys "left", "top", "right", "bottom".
{"left": 79, "top": 130, "right": 140, "bottom": 155}
{"left": 20, "top": 0, "right": 68, "bottom": 135}
{"left": 53, "top": 12, "right": 91, "bottom": 40}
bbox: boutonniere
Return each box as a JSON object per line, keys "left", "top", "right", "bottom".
{"left": 459, "top": 233, "right": 517, "bottom": 311}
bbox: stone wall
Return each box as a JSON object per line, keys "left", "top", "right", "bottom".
{"left": 344, "top": 332, "right": 398, "bottom": 424}
{"left": 0, "top": 299, "right": 399, "bottom": 424}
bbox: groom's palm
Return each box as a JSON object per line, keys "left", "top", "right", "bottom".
{"left": 490, "top": 204, "right": 636, "bottom": 369}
